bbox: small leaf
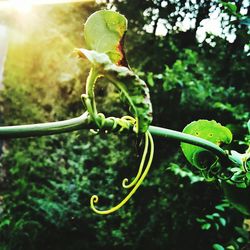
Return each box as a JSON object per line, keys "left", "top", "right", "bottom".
{"left": 212, "top": 213, "right": 220, "bottom": 217}
{"left": 214, "top": 222, "right": 220, "bottom": 230}
{"left": 221, "top": 2, "right": 237, "bottom": 14}
{"left": 196, "top": 218, "right": 206, "bottom": 223}
{"left": 213, "top": 243, "right": 225, "bottom": 250}
{"left": 181, "top": 120, "right": 232, "bottom": 170}
{"left": 219, "top": 217, "right": 227, "bottom": 227}
{"left": 226, "top": 246, "right": 236, "bottom": 250}
{"left": 236, "top": 237, "right": 244, "bottom": 243}
{"left": 227, "top": 3, "right": 237, "bottom": 13}
{"left": 0, "top": 219, "right": 10, "bottom": 228}
{"left": 84, "top": 10, "right": 127, "bottom": 65}
{"left": 201, "top": 223, "right": 211, "bottom": 230}
{"left": 205, "top": 214, "right": 214, "bottom": 220}
{"left": 147, "top": 72, "right": 155, "bottom": 87}
{"left": 215, "top": 205, "right": 225, "bottom": 212}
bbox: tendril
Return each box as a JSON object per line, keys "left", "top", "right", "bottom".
{"left": 109, "top": 116, "right": 133, "bottom": 132}
{"left": 90, "top": 130, "right": 154, "bottom": 215}
{"left": 89, "top": 113, "right": 106, "bottom": 134}
{"left": 122, "top": 132, "right": 149, "bottom": 188}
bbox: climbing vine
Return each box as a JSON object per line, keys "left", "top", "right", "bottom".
{"left": 0, "top": 10, "right": 249, "bottom": 216}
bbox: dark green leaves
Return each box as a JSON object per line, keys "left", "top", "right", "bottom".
{"left": 221, "top": 182, "right": 250, "bottom": 217}
{"left": 181, "top": 120, "right": 232, "bottom": 170}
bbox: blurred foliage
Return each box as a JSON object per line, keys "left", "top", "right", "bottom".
{"left": 0, "top": 0, "right": 249, "bottom": 249}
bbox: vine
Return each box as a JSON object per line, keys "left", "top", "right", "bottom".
{"left": 75, "top": 10, "right": 154, "bottom": 214}
{"left": 0, "top": 10, "right": 249, "bottom": 216}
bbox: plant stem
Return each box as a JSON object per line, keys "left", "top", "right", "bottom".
{"left": 86, "top": 67, "right": 99, "bottom": 114}
{"left": 148, "top": 126, "right": 227, "bottom": 159}
{"left": 0, "top": 113, "right": 227, "bottom": 159}
{"left": 0, "top": 113, "right": 93, "bottom": 138}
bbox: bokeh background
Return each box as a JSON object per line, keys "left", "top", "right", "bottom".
{"left": 0, "top": 0, "right": 249, "bottom": 249}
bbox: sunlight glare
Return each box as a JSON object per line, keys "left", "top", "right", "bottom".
{"left": 0, "top": 0, "right": 95, "bottom": 13}
{"left": 9, "top": 0, "right": 33, "bottom": 14}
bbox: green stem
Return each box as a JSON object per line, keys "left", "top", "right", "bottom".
{"left": 86, "top": 67, "right": 99, "bottom": 115}
{"left": 148, "top": 126, "right": 227, "bottom": 159}
{"left": 0, "top": 113, "right": 98, "bottom": 138}
{"left": 0, "top": 114, "right": 228, "bottom": 160}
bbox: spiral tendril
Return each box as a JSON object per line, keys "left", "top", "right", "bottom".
{"left": 90, "top": 131, "right": 154, "bottom": 215}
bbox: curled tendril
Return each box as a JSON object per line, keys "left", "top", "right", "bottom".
{"left": 116, "top": 118, "right": 131, "bottom": 132}
{"left": 91, "top": 114, "right": 136, "bottom": 134}
{"left": 89, "top": 113, "right": 106, "bottom": 134}
{"left": 196, "top": 147, "right": 250, "bottom": 184}
{"left": 122, "top": 132, "right": 149, "bottom": 188}
{"left": 90, "top": 130, "right": 154, "bottom": 215}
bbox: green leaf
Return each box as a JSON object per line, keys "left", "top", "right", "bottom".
{"left": 181, "top": 120, "right": 232, "bottom": 170}
{"left": 227, "top": 3, "right": 237, "bottom": 13}
{"left": 213, "top": 243, "right": 225, "bottom": 250}
{"left": 226, "top": 246, "right": 236, "bottom": 250}
{"left": 219, "top": 217, "right": 227, "bottom": 227}
{"left": 84, "top": 10, "right": 127, "bottom": 65}
{"left": 221, "top": 1, "right": 237, "bottom": 14}
{"left": 236, "top": 237, "right": 244, "bottom": 243}
{"left": 212, "top": 213, "right": 220, "bottom": 218}
{"left": 205, "top": 214, "right": 214, "bottom": 220}
{"left": 76, "top": 49, "right": 152, "bottom": 133}
{"left": 196, "top": 218, "right": 206, "bottom": 223}
{"left": 201, "top": 223, "right": 211, "bottom": 230}
{"left": 147, "top": 72, "right": 155, "bottom": 87}
{"left": 215, "top": 205, "right": 225, "bottom": 211}
{"left": 0, "top": 219, "right": 10, "bottom": 228}
{"left": 214, "top": 223, "right": 220, "bottom": 231}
